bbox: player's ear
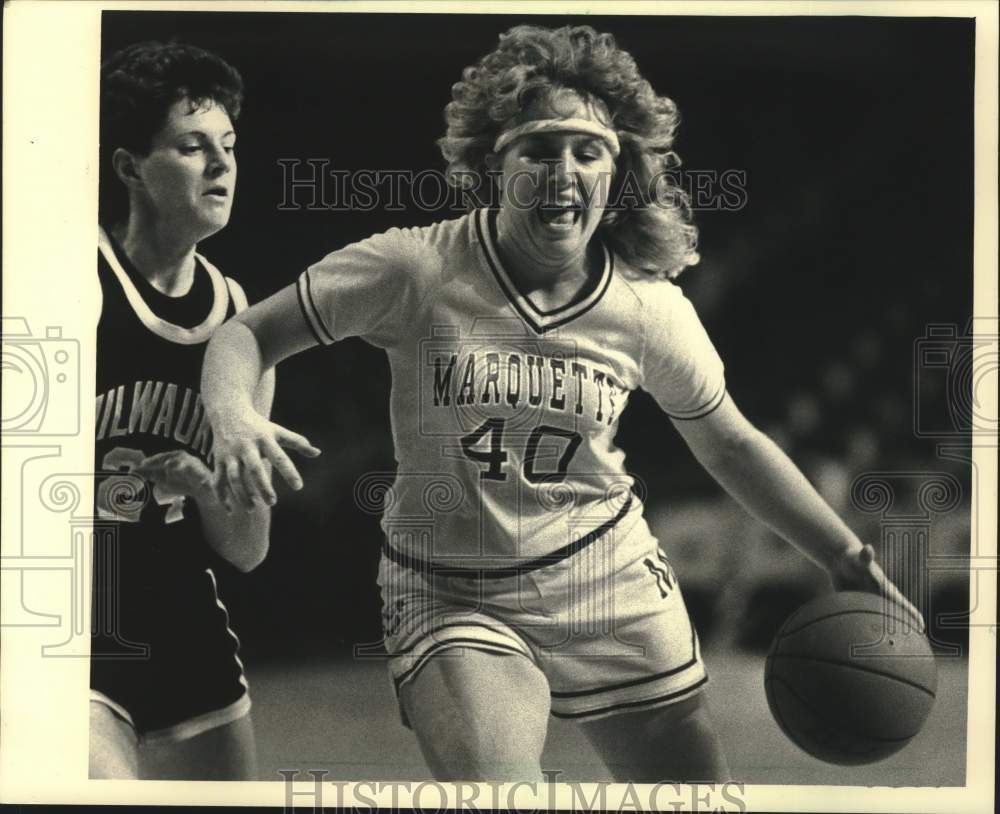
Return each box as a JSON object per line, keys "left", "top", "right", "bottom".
{"left": 111, "top": 148, "right": 143, "bottom": 191}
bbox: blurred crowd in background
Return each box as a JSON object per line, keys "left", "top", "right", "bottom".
{"left": 102, "top": 12, "right": 975, "bottom": 659}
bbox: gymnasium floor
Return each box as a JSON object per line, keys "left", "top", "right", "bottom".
{"left": 247, "top": 648, "right": 967, "bottom": 785}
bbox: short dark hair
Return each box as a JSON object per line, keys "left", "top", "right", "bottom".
{"left": 99, "top": 41, "right": 244, "bottom": 226}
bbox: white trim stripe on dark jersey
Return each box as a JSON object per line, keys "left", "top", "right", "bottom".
{"left": 98, "top": 226, "right": 230, "bottom": 345}
{"left": 89, "top": 689, "right": 136, "bottom": 730}
{"left": 205, "top": 568, "right": 250, "bottom": 693}
{"left": 226, "top": 278, "right": 249, "bottom": 313}
{"left": 474, "top": 208, "right": 614, "bottom": 334}
{"left": 140, "top": 693, "right": 252, "bottom": 745}
{"left": 89, "top": 686, "right": 251, "bottom": 745}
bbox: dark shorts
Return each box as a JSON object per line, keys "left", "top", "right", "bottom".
{"left": 90, "top": 562, "right": 250, "bottom": 744}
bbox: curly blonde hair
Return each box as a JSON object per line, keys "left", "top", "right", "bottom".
{"left": 439, "top": 24, "right": 699, "bottom": 279}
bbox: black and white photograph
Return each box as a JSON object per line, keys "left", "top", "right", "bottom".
{"left": 1, "top": 2, "right": 996, "bottom": 811}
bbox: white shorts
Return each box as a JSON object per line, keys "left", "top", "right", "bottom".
{"left": 378, "top": 514, "right": 706, "bottom": 722}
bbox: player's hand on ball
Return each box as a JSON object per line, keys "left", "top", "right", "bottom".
{"left": 209, "top": 407, "right": 321, "bottom": 510}
{"left": 133, "top": 450, "right": 214, "bottom": 499}
{"left": 832, "top": 543, "right": 925, "bottom": 633}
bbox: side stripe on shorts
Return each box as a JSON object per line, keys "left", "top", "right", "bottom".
{"left": 549, "top": 616, "right": 699, "bottom": 699}
{"left": 550, "top": 676, "right": 708, "bottom": 720}
{"left": 549, "top": 656, "right": 698, "bottom": 699}
{"left": 393, "top": 637, "right": 531, "bottom": 692}
{"left": 391, "top": 620, "right": 529, "bottom": 658}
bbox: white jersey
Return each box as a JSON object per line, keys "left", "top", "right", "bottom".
{"left": 298, "top": 209, "right": 725, "bottom": 567}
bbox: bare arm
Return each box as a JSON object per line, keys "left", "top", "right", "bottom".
{"left": 131, "top": 354, "right": 278, "bottom": 573}
{"left": 671, "top": 393, "right": 922, "bottom": 626}
{"left": 201, "top": 283, "right": 322, "bottom": 508}
{"left": 192, "top": 369, "right": 276, "bottom": 571}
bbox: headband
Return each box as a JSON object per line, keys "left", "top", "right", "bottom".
{"left": 493, "top": 117, "right": 621, "bottom": 158}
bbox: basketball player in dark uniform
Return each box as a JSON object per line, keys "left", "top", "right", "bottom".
{"left": 91, "top": 41, "right": 275, "bottom": 779}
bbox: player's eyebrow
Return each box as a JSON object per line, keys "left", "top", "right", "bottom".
{"left": 177, "top": 129, "right": 237, "bottom": 140}
{"left": 521, "top": 133, "right": 605, "bottom": 151}
{"left": 571, "top": 135, "right": 606, "bottom": 150}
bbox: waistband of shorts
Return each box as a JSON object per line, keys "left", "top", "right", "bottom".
{"left": 382, "top": 494, "right": 633, "bottom": 580}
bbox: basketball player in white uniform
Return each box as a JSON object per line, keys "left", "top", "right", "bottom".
{"left": 199, "top": 25, "right": 920, "bottom": 781}
{"left": 92, "top": 41, "right": 273, "bottom": 779}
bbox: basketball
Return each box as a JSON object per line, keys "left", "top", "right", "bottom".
{"left": 764, "top": 591, "right": 938, "bottom": 765}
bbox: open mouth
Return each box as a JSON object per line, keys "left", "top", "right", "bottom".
{"left": 537, "top": 202, "right": 582, "bottom": 226}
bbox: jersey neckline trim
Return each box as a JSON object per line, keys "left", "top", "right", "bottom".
{"left": 474, "top": 208, "right": 613, "bottom": 334}
{"left": 98, "top": 226, "right": 230, "bottom": 345}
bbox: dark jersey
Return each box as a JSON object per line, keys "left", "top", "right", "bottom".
{"left": 91, "top": 227, "right": 251, "bottom": 738}
{"left": 93, "top": 228, "right": 243, "bottom": 563}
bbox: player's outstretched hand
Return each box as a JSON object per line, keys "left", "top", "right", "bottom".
{"left": 832, "top": 543, "right": 926, "bottom": 633}
{"left": 209, "top": 407, "right": 321, "bottom": 510}
{"left": 133, "top": 450, "right": 214, "bottom": 499}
